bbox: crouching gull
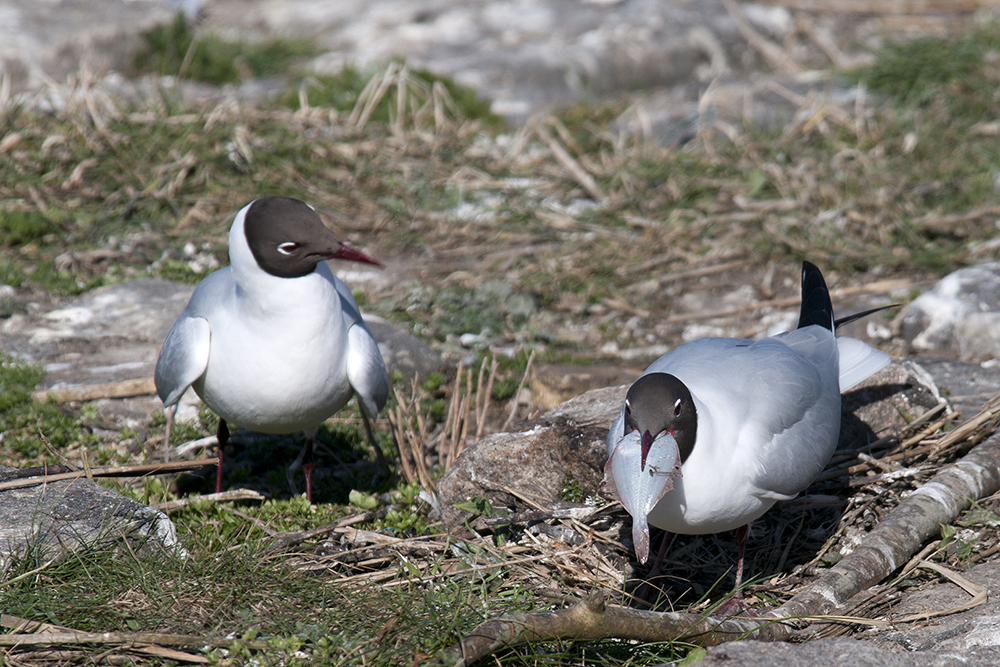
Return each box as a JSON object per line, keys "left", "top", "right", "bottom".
{"left": 155, "top": 196, "right": 389, "bottom": 501}
{"left": 605, "top": 261, "right": 893, "bottom": 604}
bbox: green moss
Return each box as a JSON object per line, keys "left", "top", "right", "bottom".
{"left": 134, "top": 12, "right": 318, "bottom": 85}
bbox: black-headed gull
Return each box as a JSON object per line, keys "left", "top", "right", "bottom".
{"left": 155, "top": 196, "right": 390, "bottom": 500}
{"left": 605, "top": 261, "right": 891, "bottom": 593}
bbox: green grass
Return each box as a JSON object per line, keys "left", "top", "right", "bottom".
{"left": 0, "top": 353, "right": 98, "bottom": 459}
{"left": 0, "top": 501, "right": 539, "bottom": 666}
{"left": 134, "top": 12, "right": 319, "bottom": 84}
{"left": 846, "top": 24, "right": 1000, "bottom": 117}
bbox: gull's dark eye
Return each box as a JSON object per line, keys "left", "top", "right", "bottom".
{"left": 277, "top": 242, "right": 300, "bottom": 256}
{"left": 673, "top": 398, "right": 682, "bottom": 418}
{"left": 624, "top": 400, "right": 632, "bottom": 416}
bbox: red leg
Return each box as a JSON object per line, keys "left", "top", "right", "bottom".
{"left": 216, "top": 418, "right": 229, "bottom": 494}
{"left": 734, "top": 524, "right": 749, "bottom": 590}
{"left": 715, "top": 524, "right": 754, "bottom": 617}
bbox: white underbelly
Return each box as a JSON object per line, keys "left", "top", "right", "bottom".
{"left": 196, "top": 322, "right": 352, "bottom": 433}
{"left": 646, "top": 469, "right": 775, "bottom": 535}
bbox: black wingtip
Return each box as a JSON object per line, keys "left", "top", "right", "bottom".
{"left": 797, "top": 261, "right": 835, "bottom": 331}
{"left": 833, "top": 303, "right": 902, "bottom": 329}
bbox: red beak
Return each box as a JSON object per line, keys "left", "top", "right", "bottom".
{"left": 323, "top": 243, "right": 382, "bottom": 268}
{"left": 640, "top": 430, "right": 653, "bottom": 472}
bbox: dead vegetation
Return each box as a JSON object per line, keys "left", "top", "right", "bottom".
{"left": 3, "top": 11, "right": 1000, "bottom": 667}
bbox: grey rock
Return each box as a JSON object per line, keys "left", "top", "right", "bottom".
{"left": 0, "top": 0, "right": 177, "bottom": 93}
{"left": 543, "top": 383, "right": 627, "bottom": 427}
{"left": 437, "top": 385, "right": 625, "bottom": 529}
{"left": 2, "top": 278, "right": 189, "bottom": 387}
{"left": 698, "top": 637, "right": 1000, "bottom": 667}
{"left": 898, "top": 263, "right": 1000, "bottom": 362}
{"left": 0, "top": 466, "right": 181, "bottom": 569}
{"left": 863, "top": 560, "right": 1000, "bottom": 655}
{"left": 839, "top": 359, "right": 943, "bottom": 449}
{"left": 913, "top": 356, "right": 1000, "bottom": 419}
{"left": 363, "top": 314, "right": 446, "bottom": 383}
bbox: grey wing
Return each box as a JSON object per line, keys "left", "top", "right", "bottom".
{"left": 738, "top": 338, "right": 840, "bottom": 499}
{"left": 332, "top": 276, "right": 389, "bottom": 417}
{"left": 606, "top": 411, "right": 626, "bottom": 455}
{"left": 155, "top": 316, "right": 211, "bottom": 407}
{"left": 347, "top": 324, "right": 389, "bottom": 418}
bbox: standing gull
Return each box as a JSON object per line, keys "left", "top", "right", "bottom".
{"left": 155, "top": 196, "right": 389, "bottom": 500}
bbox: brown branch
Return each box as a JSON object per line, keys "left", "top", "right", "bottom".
{"left": 433, "top": 591, "right": 788, "bottom": 667}
{"left": 0, "top": 458, "right": 218, "bottom": 491}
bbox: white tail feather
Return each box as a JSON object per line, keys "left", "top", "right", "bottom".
{"left": 837, "top": 337, "right": 891, "bottom": 392}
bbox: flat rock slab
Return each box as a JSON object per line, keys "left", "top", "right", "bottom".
{"left": 708, "top": 559, "right": 1000, "bottom": 665}
{"left": 699, "top": 636, "right": 1000, "bottom": 667}
{"left": 913, "top": 356, "right": 1000, "bottom": 419}
{"left": 866, "top": 560, "right": 1000, "bottom": 652}
{"left": 0, "top": 466, "right": 180, "bottom": 568}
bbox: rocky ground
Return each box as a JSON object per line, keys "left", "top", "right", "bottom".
{"left": 4, "top": 0, "right": 1000, "bottom": 665}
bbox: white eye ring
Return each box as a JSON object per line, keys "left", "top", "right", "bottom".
{"left": 624, "top": 399, "right": 632, "bottom": 415}
{"left": 277, "top": 242, "right": 299, "bottom": 255}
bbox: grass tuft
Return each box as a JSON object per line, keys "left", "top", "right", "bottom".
{"left": 134, "top": 12, "right": 319, "bottom": 84}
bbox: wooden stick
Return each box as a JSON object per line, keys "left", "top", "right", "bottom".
{"left": 155, "top": 489, "right": 266, "bottom": 512}
{"left": 0, "top": 458, "right": 218, "bottom": 491}
{"left": 0, "top": 630, "right": 267, "bottom": 650}
{"left": 32, "top": 377, "right": 157, "bottom": 404}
